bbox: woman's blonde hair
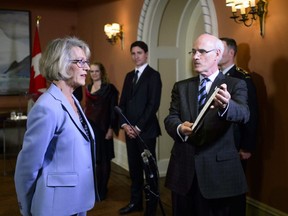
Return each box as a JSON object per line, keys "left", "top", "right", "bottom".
{"left": 40, "top": 36, "right": 90, "bottom": 81}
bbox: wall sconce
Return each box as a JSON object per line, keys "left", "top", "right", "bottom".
{"left": 226, "top": 0, "right": 268, "bottom": 37}
{"left": 104, "top": 23, "right": 124, "bottom": 49}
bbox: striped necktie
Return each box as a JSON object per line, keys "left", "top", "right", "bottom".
{"left": 198, "top": 78, "right": 209, "bottom": 111}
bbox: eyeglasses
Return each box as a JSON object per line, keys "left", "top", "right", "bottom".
{"left": 70, "top": 59, "right": 90, "bottom": 68}
{"left": 88, "top": 70, "right": 100, "bottom": 73}
{"left": 188, "top": 49, "right": 217, "bottom": 55}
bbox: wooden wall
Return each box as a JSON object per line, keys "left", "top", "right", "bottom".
{"left": 214, "top": 0, "right": 288, "bottom": 213}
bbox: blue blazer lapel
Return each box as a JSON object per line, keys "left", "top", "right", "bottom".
{"left": 48, "top": 85, "right": 90, "bottom": 140}
{"left": 74, "top": 98, "right": 95, "bottom": 141}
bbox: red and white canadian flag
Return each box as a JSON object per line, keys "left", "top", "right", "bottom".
{"left": 28, "top": 24, "right": 46, "bottom": 99}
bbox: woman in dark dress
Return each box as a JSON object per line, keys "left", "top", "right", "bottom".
{"left": 84, "top": 62, "right": 119, "bottom": 200}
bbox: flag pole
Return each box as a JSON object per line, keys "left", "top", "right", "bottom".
{"left": 27, "top": 15, "right": 46, "bottom": 113}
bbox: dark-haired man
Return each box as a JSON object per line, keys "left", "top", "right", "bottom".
{"left": 219, "top": 37, "right": 259, "bottom": 216}
{"left": 118, "top": 41, "right": 162, "bottom": 214}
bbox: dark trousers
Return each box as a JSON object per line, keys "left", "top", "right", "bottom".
{"left": 126, "top": 136, "right": 156, "bottom": 206}
{"left": 231, "top": 159, "right": 248, "bottom": 216}
{"left": 172, "top": 175, "right": 245, "bottom": 216}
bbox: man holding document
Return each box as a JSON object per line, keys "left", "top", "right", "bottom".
{"left": 164, "top": 34, "right": 250, "bottom": 216}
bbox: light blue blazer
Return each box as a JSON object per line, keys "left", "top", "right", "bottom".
{"left": 14, "top": 84, "right": 97, "bottom": 216}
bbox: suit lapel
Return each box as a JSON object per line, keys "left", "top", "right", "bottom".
{"left": 188, "top": 77, "right": 199, "bottom": 121}
{"left": 207, "top": 73, "right": 226, "bottom": 99}
{"left": 48, "top": 85, "right": 89, "bottom": 140}
{"left": 226, "top": 65, "right": 237, "bottom": 76}
{"left": 74, "top": 98, "right": 94, "bottom": 141}
{"left": 132, "top": 65, "right": 151, "bottom": 94}
{"left": 190, "top": 74, "right": 224, "bottom": 132}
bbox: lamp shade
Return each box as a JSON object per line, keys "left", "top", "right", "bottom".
{"left": 250, "top": 0, "right": 255, "bottom": 7}
{"left": 111, "top": 23, "right": 120, "bottom": 34}
{"left": 104, "top": 24, "right": 113, "bottom": 38}
{"left": 103, "top": 22, "right": 124, "bottom": 48}
{"left": 226, "top": 0, "right": 235, "bottom": 6}
{"left": 235, "top": 0, "right": 243, "bottom": 9}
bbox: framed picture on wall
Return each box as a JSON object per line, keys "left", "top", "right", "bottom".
{"left": 0, "top": 9, "right": 31, "bottom": 95}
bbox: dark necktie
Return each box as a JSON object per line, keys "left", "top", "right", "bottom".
{"left": 198, "top": 78, "right": 209, "bottom": 111}
{"left": 132, "top": 70, "right": 139, "bottom": 87}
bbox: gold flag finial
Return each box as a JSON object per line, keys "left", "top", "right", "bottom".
{"left": 36, "top": 16, "right": 42, "bottom": 27}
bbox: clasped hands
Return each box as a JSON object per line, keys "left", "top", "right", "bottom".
{"left": 123, "top": 124, "right": 140, "bottom": 139}
{"left": 179, "top": 83, "right": 231, "bottom": 136}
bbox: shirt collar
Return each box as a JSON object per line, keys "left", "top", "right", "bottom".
{"left": 221, "top": 64, "right": 235, "bottom": 75}
{"left": 199, "top": 70, "right": 220, "bottom": 83}
{"left": 135, "top": 63, "right": 148, "bottom": 75}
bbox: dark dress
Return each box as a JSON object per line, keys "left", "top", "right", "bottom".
{"left": 85, "top": 83, "right": 119, "bottom": 200}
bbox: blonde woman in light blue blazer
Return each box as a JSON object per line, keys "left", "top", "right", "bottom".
{"left": 14, "top": 37, "right": 98, "bottom": 216}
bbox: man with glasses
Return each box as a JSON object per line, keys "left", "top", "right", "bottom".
{"left": 164, "top": 34, "right": 249, "bottom": 216}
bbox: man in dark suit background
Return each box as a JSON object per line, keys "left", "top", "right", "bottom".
{"left": 164, "top": 34, "right": 250, "bottom": 216}
{"left": 219, "top": 37, "right": 258, "bottom": 166}
{"left": 118, "top": 41, "right": 162, "bottom": 215}
{"left": 219, "top": 37, "right": 259, "bottom": 216}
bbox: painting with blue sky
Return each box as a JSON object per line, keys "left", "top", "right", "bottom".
{"left": 0, "top": 9, "right": 30, "bottom": 95}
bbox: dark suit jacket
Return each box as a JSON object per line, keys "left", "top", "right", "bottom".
{"left": 164, "top": 72, "right": 249, "bottom": 199}
{"left": 226, "top": 65, "right": 258, "bottom": 152}
{"left": 119, "top": 65, "right": 162, "bottom": 139}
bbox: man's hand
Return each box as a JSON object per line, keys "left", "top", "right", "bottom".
{"left": 179, "top": 121, "right": 193, "bottom": 136}
{"left": 214, "top": 83, "right": 231, "bottom": 109}
{"left": 239, "top": 149, "right": 252, "bottom": 160}
{"left": 123, "top": 125, "right": 138, "bottom": 139}
{"left": 105, "top": 128, "right": 113, "bottom": 140}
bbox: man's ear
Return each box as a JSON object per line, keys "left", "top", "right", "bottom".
{"left": 229, "top": 49, "right": 235, "bottom": 57}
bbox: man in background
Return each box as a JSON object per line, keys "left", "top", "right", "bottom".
{"left": 118, "top": 41, "right": 162, "bottom": 215}
{"left": 219, "top": 37, "right": 259, "bottom": 215}
{"left": 219, "top": 37, "right": 258, "bottom": 168}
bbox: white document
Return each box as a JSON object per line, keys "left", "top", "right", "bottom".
{"left": 192, "top": 87, "right": 220, "bottom": 131}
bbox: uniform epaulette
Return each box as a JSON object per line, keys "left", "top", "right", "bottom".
{"left": 236, "top": 67, "right": 251, "bottom": 79}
